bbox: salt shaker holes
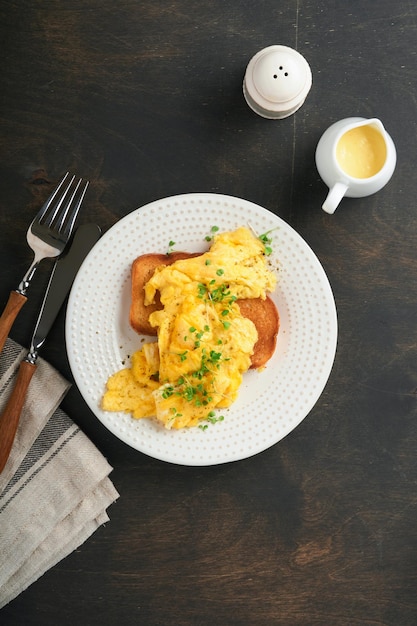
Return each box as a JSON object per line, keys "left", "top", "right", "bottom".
{"left": 243, "top": 45, "right": 312, "bottom": 119}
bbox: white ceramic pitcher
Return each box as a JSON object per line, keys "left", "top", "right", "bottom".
{"left": 315, "top": 117, "right": 396, "bottom": 214}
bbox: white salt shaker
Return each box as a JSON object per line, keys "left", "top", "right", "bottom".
{"left": 243, "top": 45, "right": 312, "bottom": 119}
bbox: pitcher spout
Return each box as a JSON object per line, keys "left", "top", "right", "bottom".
{"left": 358, "top": 118, "right": 388, "bottom": 141}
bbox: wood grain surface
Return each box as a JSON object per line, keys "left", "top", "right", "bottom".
{"left": 1, "top": 1, "right": 416, "bottom": 624}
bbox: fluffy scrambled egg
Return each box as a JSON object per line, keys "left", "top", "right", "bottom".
{"left": 102, "top": 226, "right": 277, "bottom": 429}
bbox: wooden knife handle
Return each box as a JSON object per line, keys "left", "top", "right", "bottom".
{"left": 0, "top": 291, "right": 27, "bottom": 354}
{"left": 0, "top": 360, "right": 36, "bottom": 473}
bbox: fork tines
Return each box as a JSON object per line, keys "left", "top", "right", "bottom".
{"left": 39, "top": 172, "right": 89, "bottom": 238}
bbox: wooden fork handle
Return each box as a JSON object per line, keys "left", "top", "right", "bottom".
{"left": 0, "top": 360, "right": 36, "bottom": 473}
{"left": 0, "top": 291, "right": 27, "bottom": 355}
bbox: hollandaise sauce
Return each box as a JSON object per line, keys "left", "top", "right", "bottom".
{"left": 336, "top": 124, "right": 387, "bottom": 179}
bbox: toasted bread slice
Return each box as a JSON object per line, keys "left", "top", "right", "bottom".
{"left": 236, "top": 296, "right": 279, "bottom": 369}
{"left": 130, "top": 252, "right": 201, "bottom": 336}
{"left": 130, "top": 252, "right": 279, "bottom": 368}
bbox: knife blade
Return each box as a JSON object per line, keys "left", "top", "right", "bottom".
{"left": 27, "top": 223, "right": 102, "bottom": 361}
{"left": 0, "top": 223, "right": 101, "bottom": 473}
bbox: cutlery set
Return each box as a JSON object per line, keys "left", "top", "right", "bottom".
{"left": 0, "top": 173, "right": 100, "bottom": 472}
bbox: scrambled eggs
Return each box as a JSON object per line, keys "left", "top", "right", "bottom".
{"left": 102, "top": 226, "right": 277, "bottom": 429}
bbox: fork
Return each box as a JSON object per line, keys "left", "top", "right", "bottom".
{"left": 0, "top": 172, "right": 89, "bottom": 355}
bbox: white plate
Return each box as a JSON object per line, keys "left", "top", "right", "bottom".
{"left": 66, "top": 193, "right": 337, "bottom": 466}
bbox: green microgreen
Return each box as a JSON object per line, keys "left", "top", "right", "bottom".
{"left": 186, "top": 325, "right": 211, "bottom": 350}
{"left": 207, "top": 414, "right": 224, "bottom": 424}
{"left": 205, "top": 225, "right": 220, "bottom": 242}
{"left": 209, "top": 283, "right": 231, "bottom": 303}
{"left": 198, "top": 412, "right": 225, "bottom": 430}
{"left": 167, "top": 240, "right": 176, "bottom": 255}
{"left": 209, "top": 350, "right": 222, "bottom": 362}
{"left": 197, "top": 283, "right": 207, "bottom": 299}
{"left": 162, "top": 386, "right": 174, "bottom": 399}
{"left": 258, "top": 228, "right": 278, "bottom": 256}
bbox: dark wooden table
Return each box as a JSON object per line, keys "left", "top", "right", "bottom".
{"left": 1, "top": 1, "right": 416, "bottom": 624}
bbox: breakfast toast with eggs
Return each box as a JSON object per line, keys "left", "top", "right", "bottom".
{"left": 129, "top": 252, "right": 279, "bottom": 369}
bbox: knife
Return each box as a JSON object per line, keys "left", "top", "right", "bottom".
{"left": 0, "top": 223, "right": 101, "bottom": 473}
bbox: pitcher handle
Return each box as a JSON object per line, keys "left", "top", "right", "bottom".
{"left": 322, "top": 182, "right": 348, "bottom": 214}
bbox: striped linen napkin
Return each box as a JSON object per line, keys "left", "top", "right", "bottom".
{"left": 0, "top": 338, "right": 119, "bottom": 608}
